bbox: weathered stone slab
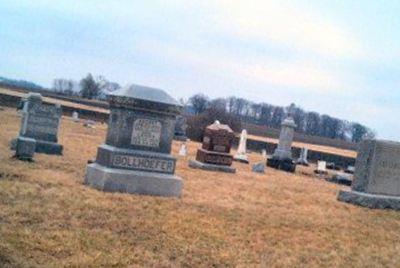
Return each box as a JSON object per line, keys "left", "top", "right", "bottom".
{"left": 188, "top": 159, "right": 236, "bottom": 173}
{"left": 338, "top": 139, "right": 400, "bottom": 210}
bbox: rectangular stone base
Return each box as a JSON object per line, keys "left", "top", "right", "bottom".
{"left": 196, "top": 148, "right": 233, "bottom": 166}
{"left": 233, "top": 155, "right": 249, "bottom": 164}
{"left": 266, "top": 158, "right": 296, "bottom": 173}
{"left": 338, "top": 190, "right": 400, "bottom": 210}
{"left": 84, "top": 163, "right": 183, "bottom": 197}
{"left": 11, "top": 138, "right": 63, "bottom": 155}
{"left": 188, "top": 159, "right": 236, "bottom": 173}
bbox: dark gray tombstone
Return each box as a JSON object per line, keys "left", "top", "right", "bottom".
{"left": 338, "top": 139, "right": 400, "bottom": 210}
{"left": 12, "top": 93, "right": 63, "bottom": 155}
{"left": 84, "top": 84, "right": 183, "bottom": 197}
{"left": 174, "top": 115, "right": 188, "bottom": 141}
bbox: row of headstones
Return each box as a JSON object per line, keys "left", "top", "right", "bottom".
{"left": 10, "top": 87, "right": 400, "bottom": 211}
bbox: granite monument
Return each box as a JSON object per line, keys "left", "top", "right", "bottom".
{"left": 266, "top": 115, "right": 296, "bottom": 172}
{"left": 84, "top": 84, "right": 183, "bottom": 197}
{"left": 189, "top": 121, "right": 236, "bottom": 173}
{"left": 12, "top": 93, "right": 63, "bottom": 155}
{"left": 338, "top": 139, "right": 400, "bottom": 210}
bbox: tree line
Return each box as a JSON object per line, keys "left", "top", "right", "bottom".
{"left": 52, "top": 73, "right": 120, "bottom": 100}
{"left": 187, "top": 94, "right": 375, "bottom": 143}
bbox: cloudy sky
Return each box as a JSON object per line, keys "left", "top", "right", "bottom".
{"left": 1, "top": 0, "right": 400, "bottom": 139}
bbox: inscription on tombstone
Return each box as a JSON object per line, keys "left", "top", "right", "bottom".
{"left": 131, "top": 118, "right": 162, "bottom": 147}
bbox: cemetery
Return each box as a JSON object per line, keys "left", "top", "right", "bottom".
{"left": 1, "top": 97, "right": 400, "bottom": 267}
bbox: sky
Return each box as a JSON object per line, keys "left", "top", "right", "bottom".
{"left": 1, "top": 0, "right": 400, "bottom": 140}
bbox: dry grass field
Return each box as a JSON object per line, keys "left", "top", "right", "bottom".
{"left": 0, "top": 107, "right": 400, "bottom": 267}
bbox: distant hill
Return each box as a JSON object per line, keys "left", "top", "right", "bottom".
{"left": 0, "top": 76, "right": 44, "bottom": 91}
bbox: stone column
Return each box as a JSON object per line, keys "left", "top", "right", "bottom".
{"left": 233, "top": 129, "right": 249, "bottom": 163}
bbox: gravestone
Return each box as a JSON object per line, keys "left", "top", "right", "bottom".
{"left": 12, "top": 93, "right": 63, "bottom": 155}
{"left": 252, "top": 162, "right": 265, "bottom": 173}
{"left": 314, "top": 161, "right": 327, "bottom": 174}
{"left": 178, "top": 142, "right": 187, "bottom": 156}
{"left": 266, "top": 116, "right": 296, "bottom": 172}
{"left": 189, "top": 121, "right": 236, "bottom": 173}
{"left": 338, "top": 139, "right": 400, "bottom": 210}
{"left": 84, "top": 84, "right": 183, "bottom": 197}
{"left": 297, "top": 147, "right": 309, "bottom": 166}
{"left": 72, "top": 111, "right": 79, "bottom": 122}
{"left": 233, "top": 129, "right": 249, "bottom": 164}
{"left": 345, "top": 165, "right": 355, "bottom": 174}
{"left": 174, "top": 115, "right": 188, "bottom": 141}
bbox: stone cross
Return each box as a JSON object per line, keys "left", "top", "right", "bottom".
{"left": 338, "top": 139, "right": 400, "bottom": 210}
{"left": 84, "top": 84, "right": 183, "bottom": 197}
{"left": 233, "top": 129, "right": 249, "bottom": 163}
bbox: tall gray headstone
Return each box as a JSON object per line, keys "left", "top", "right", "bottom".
{"left": 12, "top": 93, "right": 63, "bottom": 155}
{"left": 266, "top": 116, "right": 297, "bottom": 172}
{"left": 84, "top": 84, "right": 183, "bottom": 197}
{"left": 338, "top": 139, "right": 400, "bottom": 210}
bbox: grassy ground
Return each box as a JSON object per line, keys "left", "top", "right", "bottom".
{"left": 0, "top": 107, "right": 399, "bottom": 267}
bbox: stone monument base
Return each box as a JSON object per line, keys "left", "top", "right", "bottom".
{"left": 188, "top": 159, "right": 236, "bottom": 173}
{"left": 85, "top": 163, "right": 183, "bottom": 197}
{"left": 11, "top": 137, "right": 63, "bottom": 155}
{"left": 338, "top": 190, "right": 400, "bottom": 210}
{"left": 15, "top": 136, "right": 36, "bottom": 161}
{"left": 266, "top": 158, "right": 296, "bottom": 173}
{"left": 233, "top": 154, "right": 249, "bottom": 164}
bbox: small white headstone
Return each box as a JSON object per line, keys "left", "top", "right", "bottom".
{"left": 178, "top": 142, "right": 187, "bottom": 156}
{"left": 72, "top": 111, "right": 79, "bottom": 122}
{"left": 317, "top": 161, "right": 327, "bottom": 172}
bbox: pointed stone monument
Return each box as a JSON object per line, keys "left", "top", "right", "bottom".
{"left": 84, "top": 84, "right": 183, "bottom": 197}
{"left": 233, "top": 129, "right": 249, "bottom": 164}
{"left": 266, "top": 115, "right": 297, "bottom": 172}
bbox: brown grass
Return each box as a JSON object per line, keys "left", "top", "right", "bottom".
{"left": 0, "top": 107, "right": 399, "bottom": 267}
